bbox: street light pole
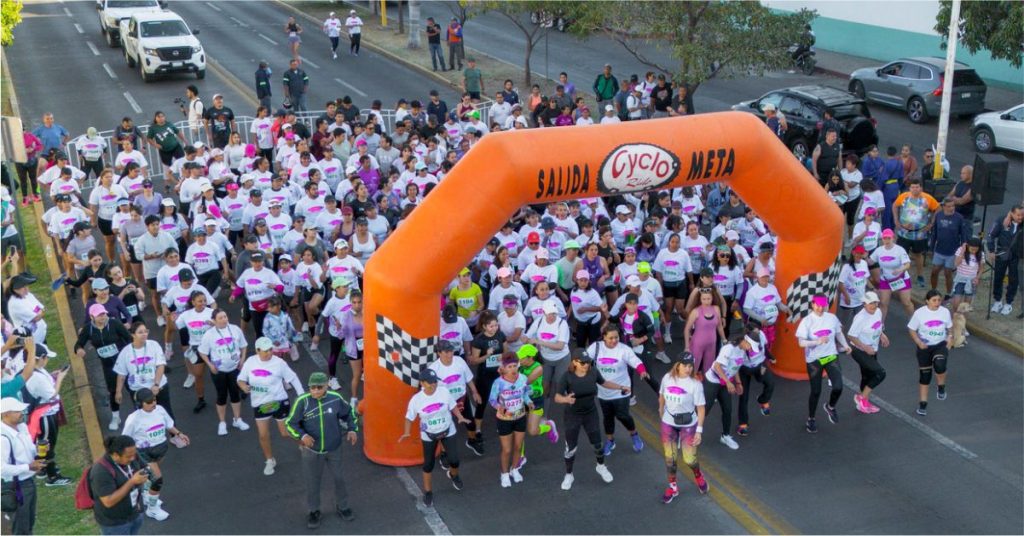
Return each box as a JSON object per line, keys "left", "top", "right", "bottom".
{"left": 934, "top": 0, "right": 960, "bottom": 177}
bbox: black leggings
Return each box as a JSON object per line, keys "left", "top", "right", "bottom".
{"left": 703, "top": 379, "right": 733, "bottom": 435}
{"left": 251, "top": 310, "right": 268, "bottom": 341}
{"left": 327, "top": 334, "right": 345, "bottom": 377}
{"left": 211, "top": 369, "right": 241, "bottom": 405}
{"left": 850, "top": 348, "right": 886, "bottom": 391}
{"left": 723, "top": 296, "right": 736, "bottom": 335}
{"left": 806, "top": 358, "right": 843, "bottom": 418}
{"left": 598, "top": 397, "right": 635, "bottom": 436}
{"left": 350, "top": 33, "right": 361, "bottom": 54}
{"left": 473, "top": 368, "right": 499, "bottom": 420}
{"left": 422, "top": 435, "right": 460, "bottom": 473}
{"left": 737, "top": 364, "right": 774, "bottom": 426}
{"left": 563, "top": 409, "right": 603, "bottom": 474}
{"left": 100, "top": 357, "right": 120, "bottom": 412}
{"left": 574, "top": 319, "right": 602, "bottom": 349}
{"left": 197, "top": 270, "right": 222, "bottom": 296}
{"left": 15, "top": 162, "right": 38, "bottom": 198}
{"left": 38, "top": 414, "right": 60, "bottom": 478}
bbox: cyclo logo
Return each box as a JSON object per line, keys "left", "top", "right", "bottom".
{"left": 597, "top": 143, "right": 680, "bottom": 194}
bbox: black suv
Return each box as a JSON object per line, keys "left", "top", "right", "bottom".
{"left": 732, "top": 85, "right": 879, "bottom": 160}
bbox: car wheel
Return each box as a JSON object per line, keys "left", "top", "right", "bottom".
{"left": 973, "top": 127, "right": 995, "bottom": 153}
{"left": 907, "top": 97, "right": 929, "bottom": 124}
{"left": 125, "top": 49, "right": 136, "bottom": 68}
{"left": 849, "top": 80, "right": 865, "bottom": 99}
{"left": 105, "top": 30, "right": 117, "bottom": 48}
{"left": 196, "top": 69, "right": 206, "bottom": 80}
{"left": 789, "top": 138, "right": 809, "bottom": 161}
{"left": 140, "top": 62, "right": 151, "bottom": 83}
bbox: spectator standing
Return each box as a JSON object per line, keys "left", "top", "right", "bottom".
{"left": 462, "top": 57, "right": 484, "bottom": 102}
{"left": 31, "top": 113, "right": 70, "bottom": 176}
{"left": 22, "top": 349, "right": 72, "bottom": 486}
{"left": 426, "top": 90, "right": 448, "bottom": 125}
{"left": 650, "top": 75, "right": 673, "bottom": 118}
{"left": 892, "top": 179, "right": 939, "bottom": 288}
{"left": 255, "top": 62, "right": 273, "bottom": 110}
{"left": 89, "top": 435, "right": 148, "bottom": 536}
{"left": 929, "top": 199, "right": 969, "bottom": 297}
{"left": 425, "top": 17, "right": 445, "bottom": 71}
{"left": 15, "top": 129, "right": 43, "bottom": 205}
{"left": 113, "top": 117, "right": 145, "bottom": 151}
{"left": 987, "top": 205, "right": 1023, "bottom": 316}
{"left": 179, "top": 86, "right": 204, "bottom": 140}
{"left": 202, "top": 94, "right": 237, "bottom": 150}
{"left": 946, "top": 165, "right": 975, "bottom": 222}
{"left": 345, "top": 10, "right": 363, "bottom": 56}
{"left": 593, "top": 64, "right": 619, "bottom": 113}
{"left": 1, "top": 397, "right": 44, "bottom": 535}
{"left": 283, "top": 59, "right": 310, "bottom": 112}
{"left": 447, "top": 18, "right": 464, "bottom": 71}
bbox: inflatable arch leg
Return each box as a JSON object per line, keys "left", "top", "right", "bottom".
{"left": 362, "top": 112, "right": 843, "bottom": 465}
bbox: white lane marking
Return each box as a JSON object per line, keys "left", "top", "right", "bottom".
{"left": 304, "top": 338, "right": 328, "bottom": 371}
{"left": 103, "top": 63, "right": 117, "bottom": 79}
{"left": 122, "top": 91, "right": 142, "bottom": 114}
{"left": 229, "top": 16, "right": 249, "bottom": 27}
{"left": 205, "top": 1, "right": 222, "bottom": 12}
{"left": 841, "top": 377, "right": 978, "bottom": 460}
{"left": 63, "top": 7, "right": 72, "bottom": 17}
{"left": 74, "top": 23, "right": 83, "bottom": 34}
{"left": 334, "top": 78, "right": 367, "bottom": 97}
{"left": 395, "top": 468, "right": 453, "bottom": 536}
{"left": 86, "top": 42, "right": 100, "bottom": 56}
{"left": 300, "top": 56, "right": 320, "bottom": 69}
{"left": 258, "top": 33, "right": 278, "bottom": 45}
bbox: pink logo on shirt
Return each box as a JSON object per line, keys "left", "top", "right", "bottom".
{"left": 130, "top": 356, "right": 152, "bottom": 366}
{"left": 531, "top": 275, "right": 545, "bottom": 282}
{"left": 101, "top": 194, "right": 117, "bottom": 201}
{"left": 246, "top": 278, "right": 263, "bottom": 285}
{"left": 597, "top": 357, "right": 618, "bottom": 365}
{"left": 187, "top": 321, "right": 205, "bottom": 329}
{"left": 666, "top": 385, "right": 686, "bottom": 395}
{"left": 570, "top": 296, "right": 582, "bottom": 303}
{"left": 924, "top": 320, "right": 945, "bottom": 328}
{"left": 216, "top": 337, "right": 234, "bottom": 346}
{"left": 870, "top": 321, "right": 882, "bottom": 330}
{"left": 665, "top": 260, "right": 679, "bottom": 267}
{"left": 441, "top": 331, "right": 459, "bottom": 340}
{"left": 160, "top": 224, "right": 176, "bottom": 230}
{"left": 713, "top": 274, "right": 727, "bottom": 282}
{"left": 146, "top": 424, "right": 164, "bottom": 432}
{"left": 813, "top": 329, "right": 832, "bottom": 337}
{"left": 853, "top": 270, "right": 866, "bottom": 277}
{"left": 61, "top": 217, "right": 78, "bottom": 226}
{"left": 761, "top": 295, "right": 775, "bottom": 303}
{"left": 270, "top": 224, "right": 286, "bottom": 230}
{"left": 879, "top": 256, "right": 895, "bottom": 262}
{"left": 193, "top": 252, "right": 210, "bottom": 259}
{"left": 539, "top": 332, "right": 555, "bottom": 340}
{"left": 308, "top": 206, "right": 323, "bottom": 213}
{"left": 60, "top": 184, "right": 74, "bottom": 191}
{"left": 443, "top": 374, "right": 461, "bottom": 384}
{"left": 250, "top": 369, "right": 272, "bottom": 377}
{"left": 421, "top": 402, "right": 444, "bottom": 414}
{"left": 323, "top": 166, "right": 337, "bottom": 174}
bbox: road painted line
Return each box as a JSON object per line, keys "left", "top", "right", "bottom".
{"left": 395, "top": 467, "right": 453, "bottom": 536}
{"left": 63, "top": 7, "right": 72, "bottom": 17}
{"left": 74, "top": 23, "right": 83, "bottom": 34}
{"left": 229, "top": 16, "right": 249, "bottom": 27}
{"left": 300, "top": 56, "right": 320, "bottom": 69}
{"left": 334, "top": 78, "right": 367, "bottom": 97}
{"left": 122, "top": 91, "right": 142, "bottom": 114}
{"left": 103, "top": 63, "right": 117, "bottom": 79}
{"left": 258, "top": 33, "right": 278, "bottom": 45}
{"left": 205, "top": 1, "right": 222, "bottom": 12}
{"left": 304, "top": 338, "right": 327, "bottom": 370}
{"left": 840, "top": 377, "right": 978, "bottom": 460}
{"left": 86, "top": 41, "right": 100, "bottom": 56}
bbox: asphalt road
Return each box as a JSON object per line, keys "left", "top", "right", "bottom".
{"left": 6, "top": 1, "right": 1024, "bottom": 534}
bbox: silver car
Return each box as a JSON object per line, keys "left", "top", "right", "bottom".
{"left": 848, "top": 57, "right": 987, "bottom": 124}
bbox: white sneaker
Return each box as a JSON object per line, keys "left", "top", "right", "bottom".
{"left": 289, "top": 346, "right": 300, "bottom": 361}
{"left": 720, "top": 434, "right": 739, "bottom": 450}
{"left": 510, "top": 468, "right": 523, "bottom": 483}
{"left": 332, "top": 52, "right": 337, "bottom": 59}
{"left": 301, "top": 322, "right": 309, "bottom": 333}
{"left": 156, "top": 315, "right": 166, "bottom": 327}
{"left": 663, "top": 331, "right": 672, "bottom": 344}
{"left": 328, "top": 377, "right": 341, "bottom": 390}
{"left": 500, "top": 473, "right": 511, "bottom": 488}
{"left": 233, "top": 419, "right": 250, "bottom": 431}
{"left": 217, "top": 422, "right": 228, "bottom": 436}
{"left": 108, "top": 413, "right": 121, "bottom": 431}
{"left": 263, "top": 458, "right": 277, "bottom": 476}
{"left": 1001, "top": 303, "right": 1013, "bottom": 315}
{"left": 146, "top": 505, "right": 169, "bottom": 521}
{"left": 595, "top": 464, "right": 613, "bottom": 483}
{"left": 655, "top": 351, "right": 670, "bottom": 364}
{"left": 560, "top": 473, "right": 574, "bottom": 491}
{"left": 629, "top": 396, "right": 637, "bottom": 406}
{"left": 991, "top": 301, "right": 1004, "bottom": 313}
{"left": 183, "top": 374, "right": 195, "bottom": 389}
{"left": 164, "top": 342, "right": 173, "bottom": 356}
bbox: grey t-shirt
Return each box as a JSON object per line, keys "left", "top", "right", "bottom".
{"left": 133, "top": 231, "right": 176, "bottom": 279}
{"left": 66, "top": 235, "right": 98, "bottom": 268}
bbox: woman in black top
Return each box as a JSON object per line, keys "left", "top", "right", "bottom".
{"left": 107, "top": 265, "right": 145, "bottom": 324}
{"left": 554, "top": 351, "right": 629, "bottom": 492}
{"left": 75, "top": 307, "right": 133, "bottom": 431}
{"left": 467, "top": 311, "right": 506, "bottom": 455}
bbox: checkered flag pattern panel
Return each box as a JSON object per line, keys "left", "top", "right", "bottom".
{"left": 376, "top": 314, "right": 438, "bottom": 387}
{"left": 785, "top": 255, "right": 843, "bottom": 323}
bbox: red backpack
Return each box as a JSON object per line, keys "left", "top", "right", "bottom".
{"left": 74, "top": 458, "right": 114, "bottom": 510}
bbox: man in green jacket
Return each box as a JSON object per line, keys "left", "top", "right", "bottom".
{"left": 286, "top": 372, "right": 358, "bottom": 529}
{"left": 592, "top": 64, "right": 620, "bottom": 115}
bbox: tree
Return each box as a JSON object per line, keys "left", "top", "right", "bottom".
{"left": 487, "top": 1, "right": 581, "bottom": 89}
{"left": 570, "top": 1, "right": 814, "bottom": 94}
{"left": 445, "top": 0, "right": 487, "bottom": 49}
{"left": 396, "top": 0, "right": 404, "bottom": 34}
{"left": 407, "top": 0, "right": 421, "bottom": 49}
{"left": 935, "top": 0, "right": 1022, "bottom": 68}
{"left": 1, "top": 0, "right": 23, "bottom": 47}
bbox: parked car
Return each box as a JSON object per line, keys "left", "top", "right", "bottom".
{"left": 848, "top": 57, "right": 987, "bottom": 124}
{"left": 120, "top": 11, "right": 205, "bottom": 82}
{"left": 971, "top": 104, "right": 1024, "bottom": 153}
{"left": 95, "top": 0, "right": 165, "bottom": 48}
{"left": 732, "top": 85, "right": 879, "bottom": 160}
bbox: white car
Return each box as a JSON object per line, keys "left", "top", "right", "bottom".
{"left": 971, "top": 104, "right": 1024, "bottom": 153}
{"left": 95, "top": 0, "right": 164, "bottom": 48}
{"left": 120, "top": 11, "right": 205, "bottom": 82}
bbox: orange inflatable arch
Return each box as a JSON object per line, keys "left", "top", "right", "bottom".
{"left": 363, "top": 112, "right": 843, "bottom": 466}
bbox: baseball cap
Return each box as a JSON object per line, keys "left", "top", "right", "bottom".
{"left": 496, "top": 267, "right": 513, "bottom": 279}
{"left": 135, "top": 388, "right": 155, "bottom": 405}
{"left": 575, "top": 269, "right": 590, "bottom": 280}
{"left": 700, "top": 267, "right": 714, "bottom": 277}
{"left": 436, "top": 340, "right": 455, "bottom": 353}
{"left": 678, "top": 352, "right": 695, "bottom": 365}
{"left": 637, "top": 262, "right": 652, "bottom": 274}
{"left": 250, "top": 251, "right": 266, "bottom": 262}
{"left": 279, "top": 253, "right": 293, "bottom": 263}
{"left": 535, "top": 249, "right": 549, "bottom": 260}
{"left": 459, "top": 267, "right": 472, "bottom": 276}
{"left": 864, "top": 207, "right": 877, "bottom": 216}
{"left": 308, "top": 372, "right": 329, "bottom": 386}
{"left": 744, "top": 335, "right": 761, "bottom": 355}
{"left": 573, "top": 350, "right": 593, "bottom": 363}
{"left": 615, "top": 205, "right": 630, "bottom": 215}
{"left": 254, "top": 337, "right": 274, "bottom": 351}
{"left": 516, "top": 344, "right": 539, "bottom": 360}
{"left": 851, "top": 245, "right": 866, "bottom": 255}
{"left": 811, "top": 295, "right": 829, "bottom": 308}
{"left": 501, "top": 354, "right": 518, "bottom": 367}
{"left": 526, "top": 232, "right": 541, "bottom": 244}
{"left": 725, "top": 230, "right": 740, "bottom": 241}
{"left": 54, "top": 193, "right": 71, "bottom": 203}
{"left": 192, "top": 227, "right": 207, "bottom": 237}
{"left": 161, "top": 198, "right": 176, "bottom": 207}
{"left": 88, "top": 303, "right": 108, "bottom": 318}
{"left": 178, "top": 268, "right": 195, "bottom": 281}
{"left": 415, "top": 161, "right": 427, "bottom": 171}
{"left": 330, "top": 277, "right": 349, "bottom": 289}
{"left": 755, "top": 267, "right": 771, "bottom": 278}
{"left": 881, "top": 228, "right": 895, "bottom": 238}
{"left": 441, "top": 305, "right": 458, "bottom": 323}
{"left": 334, "top": 239, "right": 350, "bottom": 249}
{"left": 91, "top": 278, "right": 109, "bottom": 291}
{"left": 625, "top": 275, "right": 641, "bottom": 287}
{"left": 863, "top": 291, "right": 880, "bottom": 304}
{"left": 0, "top": 398, "right": 29, "bottom": 414}
{"left": 419, "top": 369, "right": 439, "bottom": 383}
{"left": 542, "top": 301, "right": 558, "bottom": 315}
{"left": 604, "top": 104, "right": 614, "bottom": 112}
{"left": 540, "top": 217, "right": 555, "bottom": 230}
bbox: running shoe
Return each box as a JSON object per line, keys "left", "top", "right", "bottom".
{"left": 823, "top": 403, "right": 839, "bottom": 424}
{"left": 515, "top": 456, "right": 527, "bottom": 470}
{"left": 217, "top": 422, "right": 228, "bottom": 436}
{"left": 328, "top": 377, "right": 341, "bottom": 390}
{"left": 20, "top": 198, "right": 29, "bottom": 207}
{"left": 193, "top": 398, "right": 206, "bottom": 414}
{"left": 629, "top": 396, "right": 637, "bottom": 406}
{"left": 631, "top": 433, "right": 644, "bottom": 453}
{"left": 1001, "top": 303, "right": 1013, "bottom": 315}
{"left": 233, "top": 418, "right": 250, "bottom": 431}
{"left": 157, "top": 315, "right": 166, "bottom": 327}
{"left": 854, "top": 394, "right": 872, "bottom": 414}
{"left": 289, "top": 347, "right": 299, "bottom": 362}
{"left": 510, "top": 468, "right": 524, "bottom": 483}
{"left": 183, "top": 374, "right": 195, "bottom": 389}
{"left": 108, "top": 413, "right": 121, "bottom": 431}
{"left": 307, "top": 510, "right": 321, "bottom": 529}
{"left": 465, "top": 439, "right": 484, "bottom": 456}
{"left": 438, "top": 452, "right": 450, "bottom": 471}
{"left": 736, "top": 424, "right": 749, "bottom": 437}
{"left": 663, "top": 331, "right": 672, "bottom": 344}
{"left": 423, "top": 491, "right": 433, "bottom": 507}
{"left": 759, "top": 402, "right": 771, "bottom": 416}
{"left": 916, "top": 276, "right": 926, "bottom": 288}
{"left": 560, "top": 474, "right": 574, "bottom": 491}
{"left": 805, "top": 418, "right": 818, "bottom": 433}
{"left": 263, "top": 457, "right": 277, "bottom": 476}
{"left": 447, "top": 470, "right": 463, "bottom": 491}
{"left": 31, "top": 195, "right": 41, "bottom": 203}
{"left": 661, "top": 485, "right": 679, "bottom": 504}
{"left": 546, "top": 420, "right": 559, "bottom": 444}
{"left": 602, "top": 439, "right": 616, "bottom": 457}
{"left": 863, "top": 398, "right": 880, "bottom": 413}
{"left": 301, "top": 321, "right": 309, "bottom": 333}
{"left": 500, "top": 473, "right": 512, "bottom": 488}
{"left": 719, "top": 435, "right": 739, "bottom": 450}
{"left": 936, "top": 385, "right": 947, "bottom": 401}
{"left": 916, "top": 403, "right": 928, "bottom": 416}
{"left": 694, "top": 474, "right": 709, "bottom": 494}
{"left": 146, "top": 503, "right": 169, "bottom": 521}
{"left": 45, "top": 475, "right": 72, "bottom": 487}
{"left": 337, "top": 508, "right": 355, "bottom": 522}
{"left": 655, "top": 351, "right": 670, "bottom": 364}
{"left": 595, "top": 464, "right": 614, "bottom": 483}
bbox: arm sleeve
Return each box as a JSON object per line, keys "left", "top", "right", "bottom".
{"left": 284, "top": 396, "right": 305, "bottom": 439}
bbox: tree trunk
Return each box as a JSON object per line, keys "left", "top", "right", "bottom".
{"left": 523, "top": 38, "right": 533, "bottom": 89}
{"left": 407, "top": 0, "right": 421, "bottom": 49}
{"left": 397, "top": 0, "right": 405, "bottom": 34}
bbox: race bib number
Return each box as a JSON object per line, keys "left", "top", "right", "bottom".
{"left": 456, "top": 297, "right": 475, "bottom": 309}
{"left": 503, "top": 396, "right": 524, "bottom": 413}
{"left": 126, "top": 304, "right": 139, "bottom": 317}
{"left": 355, "top": 338, "right": 364, "bottom": 351}
{"left": 485, "top": 352, "right": 500, "bottom": 368}
{"left": 763, "top": 304, "right": 779, "bottom": 323}
{"left": 97, "top": 344, "right": 118, "bottom": 358}
{"left": 888, "top": 277, "right": 907, "bottom": 292}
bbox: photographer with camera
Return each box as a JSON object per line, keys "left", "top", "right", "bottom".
{"left": 177, "top": 86, "right": 204, "bottom": 140}
{"left": 88, "top": 435, "right": 148, "bottom": 535}
{"left": 2, "top": 397, "right": 46, "bottom": 535}
{"left": 21, "top": 339, "right": 72, "bottom": 487}
{"left": 121, "top": 388, "right": 189, "bottom": 522}
{"left": 1, "top": 327, "right": 38, "bottom": 399}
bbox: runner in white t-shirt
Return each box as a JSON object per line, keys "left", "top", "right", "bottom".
{"left": 237, "top": 336, "right": 304, "bottom": 476}
{"left": 657, "top": 355, "right": 709, "bottom": 503}
{"left": 906, "top": 290, "right": 953, "bottom": 417}
{"left": 846, "top": 291, "right": 888, "bottom": 415}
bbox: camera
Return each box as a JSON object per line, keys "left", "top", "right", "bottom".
{"left": 173, "top": 97, "right": 187, "bottom": 106}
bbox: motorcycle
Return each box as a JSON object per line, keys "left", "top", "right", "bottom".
{"left": 788, "top": 45, "right": 816, "bottom": 76}
{"left": 530, "top": 10, "right": 572, "bottom": 32}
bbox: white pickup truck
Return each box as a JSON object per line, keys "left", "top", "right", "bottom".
{"left": 95, "top": 0, "right": 165, "bottom": 48}
{"left": 120, "top": 11, "right": 205, "bottom": 82}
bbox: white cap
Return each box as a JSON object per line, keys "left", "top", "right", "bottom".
{"left": 625, "top": 275, "right": 642, "bottom": 287}
{"left": 161, "top": 198, "right": 176, "bottom": 207}
{"left": 535, "top": 249, "right": 549, "bottom": 259}
{"left": 615, "top": 205, "right": 630, "bottom": 215}
{"left": 725, "top": 230, "right": 740, "bottom": 241}
{"left": 254, "top": 337, "right": 274, "bottom": 351}
{"left": 334, "top": 238, "right": 349, "bottom": 249}
{"left": 0, "top": 398, "right": 29, "bottom": 414}
{"left": 193, "top": 141, "right": 205, "bottom": 149}
{"left": 542, "top": 301, "right": 558, "bottom": 315}
{"left": 863, "top": 291, "right": 880, "bottom": 304}
{"left": 604, "top": 104, "right": 614, "bottom": 112}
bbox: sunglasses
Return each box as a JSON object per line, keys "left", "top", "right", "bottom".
{"left": 309, "top": 385, "right": 327, "bottom": 390}
{"left": 699, "top": 287, "right": 713, "bottom": 294}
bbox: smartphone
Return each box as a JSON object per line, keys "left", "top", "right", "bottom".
{"left": 59, "top": 364, "right": 71, "bottom": 374}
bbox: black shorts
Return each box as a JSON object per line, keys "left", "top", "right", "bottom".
{"left": 253, "top": 398, "right": 291, "bottom": 420}
{"left": 662, "top": 280, "right": 688, "bottom": 300}
{"left": 138, "top": 442, "right": 169, "bottom": 463}
{"left": 82, "top": 158, "right": 104, "bottom": 178}
{"left": 897, "top": 237, "right": 928, "bottom": 255}
{"left": 468, "top": 91, "right": 481, "bottom": 100}
{"left": 146, "top": 277, "right": 157, "bottom": 290}
{"left": 98, "top": 218, "right": 114, "bottom": 236}
{"left": 916, "top": 342, "right": 947, "bottom": 368}
{"left": 496, "top": 415, "right": 527, "bottom": 436}
{"left": 159, "top": 146, "right": 184, "bottom": 168}
{"left": 301, "top": 286, "right": 326, "bottom": 302}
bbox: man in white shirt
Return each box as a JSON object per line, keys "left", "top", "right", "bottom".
{"left": 600, "top": 104, "right": 621, "bottom": 125}
{"left": 489, "top": 92, "right": 512, "bottom": 128}
{"left": 1, "top": 397, "right": 46, "bottom": 534}
{"left": 323, "top": 12, "right": 342, "bottom": 59}
{"left": 345, "top": 10, "right": 363, "bottom": 56}
{"left": 180, "top": 85, "right": 204, "bottom": 137}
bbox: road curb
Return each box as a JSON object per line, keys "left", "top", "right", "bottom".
{"left": 2, "top": 49, "right": 106, "bottom": 459}
{"left": 908, "top": 294, "right": 1022, "bottom": 356}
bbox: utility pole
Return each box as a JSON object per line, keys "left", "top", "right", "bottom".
{"left": 408, "top": 0, "right": 421, "bottom": 49}
{"left": 934, "top": 0, "right": 960, "bottom": 178}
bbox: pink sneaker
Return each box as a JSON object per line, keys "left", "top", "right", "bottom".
{"left": 854, "top": 394, "right": 872, "bottom": 414}
{"left": 863, "top": 398, "right": 881, "bottom": 413}
{"left": 546, "top": 420, "right": 559, "bottom": 444}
